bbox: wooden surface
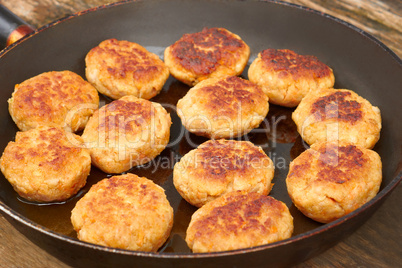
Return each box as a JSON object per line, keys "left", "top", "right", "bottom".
{"left": 0, "top": 0, "right": 401, "bottom": 267}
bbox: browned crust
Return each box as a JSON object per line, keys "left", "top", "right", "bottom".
{"left": 286, "top": 141, "right": 381, "bottom": 223}
{"left": 96, "top": 96, "right": 153, "bottom": 135}
{"left": 192, "top": 139, "right": 270, "bottom": 181}
{"left": 85, "top": 174, "right": 166, "bottom": 213}
{"left": 0, "top": 126, "right": 89, "bottom": 202}
{"left": 199, "top": 76, "right": 266, "bottom": 118}
{"left": 292, "top": 88, "right": 381, "bottom": 149}
{"left": 310, "top": 90, "right": 363, "bottom": 124}
{"left": 316, "top": 143, "right": 366, "bottom": 184}
{"left": 288, "top": 142, "right": 369, "bottom": 185}
{"left": 192, "top": 193, "right": 284, "bottom": 236}
{"left": 88, "top": 39, "right": 166, "bottom": 84}
{"left": 9, "top": 71, "right": 99, "bottom": 131}
{"left": 81, "top": 95, "right": 171, "bottom": 173}
{"left": 170, "top": 27, "right": 247, "bottom": 76}
{"left": 187, "top": 191, "right": 292, "bottom": 252}
{"left": 71, "top": 173, "right": 173, "bottom": 251}
{"left": 260, "top": 49, "right": 333, "bottom": 80}
{"left": 4, "top": 127, "right": 82, "bottom": 172}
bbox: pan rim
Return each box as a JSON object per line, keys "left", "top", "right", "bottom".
{"left": 1, "top": 172, "right": 401, "bottom": 258}
{"left": 1, "top": 0, "right": 401, "bottom": 64}
{"left": 0, "top": 0, "right": 401, "bottom": 259}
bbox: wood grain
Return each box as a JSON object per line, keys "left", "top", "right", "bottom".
{"left": 0, "top": 1, "right": 400, "bottom": 268}
{"left": 1, "top": 0, "right": 401, "bottom": 57}
{"left": 291, "top": 0, "right": 402, "bottom": 57}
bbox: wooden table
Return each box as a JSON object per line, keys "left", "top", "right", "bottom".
{"left": 0, "top": 0, "right": 401, "bottom": 267}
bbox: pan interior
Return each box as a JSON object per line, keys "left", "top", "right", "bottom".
{"left": 0, "top": 0, "right": 401, "bottom": 255}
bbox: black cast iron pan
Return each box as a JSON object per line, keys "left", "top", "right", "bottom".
{"left": 0, "top": 0, "right": 401, "bottom": 267}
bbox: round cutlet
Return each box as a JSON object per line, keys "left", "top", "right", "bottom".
{"left": 0, "top": 126, "right": 91, "bottom": 202}
{"left": 186, "top": 191, "right": 293, "bottom": 253}
{"left": 248, "top": 49, "right": 335, "bottom": 107}
{"left": 164, "top": 27, "right": 250, "bottom": 86}
{"left": 85, "top": 38, "right": 169, "bottom": 100}
{"left": 292, "top": 88, "right": 381, "bottom": 149}
{"left": 286, "top": 141, "right": 382, "bottom": 223}
{"left": 174, "top": 139, "right": 274, "bottom": 207}
{"left": 71, "top": 173, "right": 174, "bottom": 252}
{"left": 81, "top": 95, "right": 171, "bottom": 174}
{"left": 8, "top": 71, "right": 99, "bottom": 132}
{"left": 176, "top": 75, "right": 268, "bottom": 139}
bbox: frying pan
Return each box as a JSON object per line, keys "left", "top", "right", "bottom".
{"left": 0, "top": 0, "right": 401, "bottom": 267}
